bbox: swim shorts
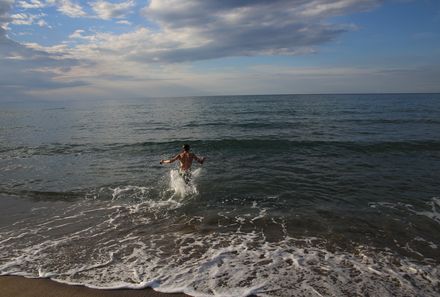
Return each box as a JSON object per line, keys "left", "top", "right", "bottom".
{"left": 179, "top": 169, "right": 192, "bottom": 184}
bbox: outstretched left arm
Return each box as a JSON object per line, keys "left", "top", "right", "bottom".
{"left": 193, "top": 153, "right": 206, "bottom": 164}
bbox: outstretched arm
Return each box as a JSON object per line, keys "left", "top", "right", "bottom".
{"left": 193, "top": 153, "right": 206, "bottom": 164}
{"left": 160, "top": 154, "right": 180, "bottom": 165}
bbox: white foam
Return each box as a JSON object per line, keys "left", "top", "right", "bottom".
{"left": 3, "top": 219, "right": 439, "bottom": 297}
{"left": 1, "top": 196, "right": 439, "bottom": 297}
{"left": 414, "top": 237, "right": 438, "bottom": 249}
{"left": 250, "top": 208, "right": 268, "bottom": 222}
{"left": 369, "top": 197, "right": 440, "bottom": 226}
{"left": 416, "top": 197, "right": 440, "bottom": 223}
{"left": 169, "top": 168, "right": 202, "bottom": 199}
{"left": 110, "top": 185, "right": 153, "bottom": 201}
{"left": 103, "top": 184, "right": 187, "bottom": 214}
{"left": 38, "top": 268, "right": 57, "bottom": 278}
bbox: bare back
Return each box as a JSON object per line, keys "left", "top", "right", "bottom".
{"left": 178, "top": 151, "right": 195, "bottom": 171}
{"left": 160, "top": 148, "right": 205, "bottom": 170}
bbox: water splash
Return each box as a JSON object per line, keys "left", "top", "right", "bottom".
{"left": 169, "top": 168, "right": 202, "bottom": 199}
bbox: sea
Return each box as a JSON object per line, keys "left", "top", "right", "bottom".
{"left": 0, "top": 93, "right": 439, "bottom": 297}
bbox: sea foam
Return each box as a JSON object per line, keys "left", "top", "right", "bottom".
{"left": 1, "top": 197, "right": 439, "bottom": 297}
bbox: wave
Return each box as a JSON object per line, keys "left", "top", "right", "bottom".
{"left": 0, "top": 166, "right": 202, "bottom": 204}
{"left": 369, "top": 197, "right": 440, "bottom": 225}
{"left": 338, "top": 118, "right": 440, "bottom": 125}
{"left": 0, "top": 189, "right": 85, "bottom": 201}
{"left": 2, "top": 139, "right": 440, "bottom": 159}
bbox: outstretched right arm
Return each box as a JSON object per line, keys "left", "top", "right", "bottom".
{"left": 160, "top": 154, "right": 180, "bottom": 165}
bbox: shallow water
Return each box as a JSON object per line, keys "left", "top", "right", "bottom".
{"left": 1, "top": 94, "right": 439, "bottom": 296}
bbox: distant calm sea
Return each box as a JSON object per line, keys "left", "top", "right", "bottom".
{"left": 0, "top": 94, "right": 439, "bottom": 296}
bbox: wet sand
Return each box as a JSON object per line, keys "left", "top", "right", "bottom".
{"left": 0, "top": 276, "right": 190, "bottom": 297}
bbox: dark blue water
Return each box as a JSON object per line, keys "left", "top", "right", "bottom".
{"left": 1, "top": 94, "right": 439, "bottom": 296}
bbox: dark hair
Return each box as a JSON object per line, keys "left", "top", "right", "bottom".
{"left": 183, "top": 144, "right": 190, "bottom": 151}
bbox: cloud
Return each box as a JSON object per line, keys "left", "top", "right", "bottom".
{"left": 0, "top": 0, "right": 389, "bottom": 101}
{"left": 0, "top": 0, "right": 86, "bottom": 101}
{"left": 68, "top": 29, "right": 95, "bottom": 41}
{"left": 16, "top": 0, "right": 46, "bottom": 9}
{"left": 0, "top": 0, "right": 13, "bottom": 27}
{"left": 9, "top": 11, "right": 50, "bottom": 27}
{"left": 136, "top": 64, "right": 440, "bottom": 96}
{"left": 6, "top": 0, "right": 436, "bottom": 100}
{"left": 91, "top": 0, "right": 135, "bottom": 20}
{"left": 17, "top": 0, "right": 135, "bottom": 20}
{"left": 10, "top": 12, "right": 47, "bottom": 26}
{"left": 45, "top": 0, "right": 381, "bottom": 66}
{"left": 300, "top": 0, "right": 380, "bottom": 17}
{"left": 144, "top": 0, "right": 382, "bottom": 27}
{"left": 6, "top": 0, "right": 384, "bottom": 65}
{"left": 116, "top": 19, "right": 131, "bottom": 25}
{"left": 55, "top": 0, "right": 87, "bottom": 18}
{"left": 15, "top": 0, "right": 87, "bottom": 18}
{"left": 0, "top": 35, "right": 86, "bottom": 100}
{"left": 131, "top": 0, "right": 380, "bottom": 62}
{"left": 15, "top": 0, "right": 88, "bottom": 18}
{"left": 36, "top": 18, "right": 49, "bottom": 27}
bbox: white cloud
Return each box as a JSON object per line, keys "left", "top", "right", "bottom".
{"left": 116, "top": 19, "right": 131, "bottom": 25}
{"left": 68, "top": 29, "right": 84, "bottom": 38}
{"left": 16, "top": 0, "right": 135, "bottom": 20}
{"left": 300, "top": 0, "right": 380, "bottom": 17}
{"left": 56, "top": 0, "right": 86, "bottom": 18}
{"left": 10, "top": 13, "right": 33, "bottom": 25}
{"left": 68, "top": 29, "right": 96, "bottom": 41}
{"left": 10, "top": 12, "right": 47, "bottom": 26}
{"left": 16, "top": 0, "right": 87, "bottom": 18}
{"left": 91, "top": 0, "right": 135, "bottom": 20}
{"left": 37, "top": 18, "right": 50, "bottom": 27}
{"left": 16, "top": 0, "right": 46, "bottom": 9}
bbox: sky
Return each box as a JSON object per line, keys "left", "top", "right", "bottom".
{"left": 0, "top": 0, "right": 439, "bottom": 101}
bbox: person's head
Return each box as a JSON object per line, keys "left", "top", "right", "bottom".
{"left": 182, "top": 144, "right": 190, "bottom": 151}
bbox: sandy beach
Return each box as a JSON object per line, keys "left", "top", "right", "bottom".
{"left": 0, "top": 276, "right": 190, "bottom": 297}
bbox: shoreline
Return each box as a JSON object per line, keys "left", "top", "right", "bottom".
{"left": 0, "top": 276, "right": 190, "bottom": 297}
